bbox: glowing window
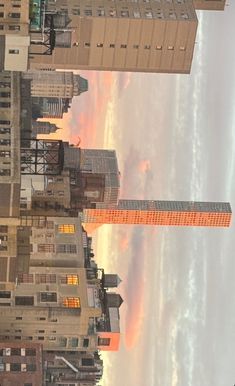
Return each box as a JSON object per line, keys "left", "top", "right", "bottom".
{"left": 58, "top": 224, "right": 75, "bottom": 234}
{"left": 61, "top": 275, "right": 79, "bottom": 285}
{"left": 63, "top": 297, "right": 80, "bottom": 308}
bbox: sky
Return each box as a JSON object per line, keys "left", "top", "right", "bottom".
{"left": 46, "top": 4, "right": 235, "bottom": 386}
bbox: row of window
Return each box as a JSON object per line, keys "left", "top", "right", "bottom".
{"left": 83, "top": 42, "right": 185, "bottom": 50}
{"left": 0, "top": 25, "right": 20, "bottom": 30}
{"left": 13, "top": 295, "right": 81, "bottom": 308}
{"left": 37, "top": 243, "right": 77, "bottom": 253}
{"left": 17, "top": 273, "right": 79, "bottom": 285}
{"left": 0, "top": 12, "right": 21, "bottom": 18}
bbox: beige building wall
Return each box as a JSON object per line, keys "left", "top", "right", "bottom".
{"left": 30, "top": 0, "right": 198, "bottom": 74}
{"left": 0, "top": 267, "right": 101, "bottom": 351}
{"left": 0, "top": 0, "right": 30, "bottom": 70}
{"left": 193, "top": 0, "right": 226, "bottom": 10}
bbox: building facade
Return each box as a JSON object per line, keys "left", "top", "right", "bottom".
{"left": 81, "top": 199, "right": 232, "bottom": 227}
{"left": 0, "top": 0, "right": 30, "bottom": 71}
{"left": 0, "top": 341, "right": 43, "bottom": 386}
{"left": 29, "top": 0, "right": 198, "bottom": 74}
{"left": 193, "top": 0, "right": 226, "bottom": 10}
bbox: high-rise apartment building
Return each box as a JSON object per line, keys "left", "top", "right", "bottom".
{"left": 81, "top": 199, "right": 232, "bottom": 227}
{"left": 193, "top": 0, "right": 226, "bottom": 10}
{"left": 0, "top": 0, "right": 30, "bottom": 71}
{"left": 29, "top": 0, "right": 198, "bottom": 74}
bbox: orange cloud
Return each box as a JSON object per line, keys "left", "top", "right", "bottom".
{"left": 125, "top": 281, "right": 144, "bottom": 350}
{"left": 138, "top": 159, "right": 151, "bottom": 173}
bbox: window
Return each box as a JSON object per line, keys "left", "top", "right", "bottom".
{"left": 58, "top": 224, "right": 75, "bottom": 234}
{"left": 38, "top": 244, "right": 55, "bottom": 253}
{"left": 11, "top": 348, "right": 21, "bottom": 356}
{"left": 98, "top": 337, "right": 111, "bottom": 346}
{"left": 63, "top": 297, "right": 80, "bottom": 308}
{"left": 16, "top": 316, "right": 22, "bottom": 320}
{"left": 97, "top": 43, "right": 103, "bottom": 48}
{"left": 0, "top": 226, "right": 7, "bottom": 233}
{"left": 0, "top": 12, "right": 3, "bottom": 18}
{"left": 0, "top": 139, "right": 10, "bottom": 145}
{"left": 120, "top": 44, "right": 127, "bottom": 49}
{"left": 26, "top": 364, "right": 36, "bottom": 371}
{"left": 83, "top": 338, "right": 89, "bottom": 347}
{"left": 8, "top": 13, "right": 20, "bottom": 18}
{"left": 35, "top": 274, "right": 56, "bottom": 284}
{"left": 25, "top": 349, "right": 36, "bottom": 356}
{"left": 0, "top": 102, "right": 10, "bottom": 108}
{"left": 8, "top": 49, "right": 19, "bottom": 54}
{"left": 10, "top": 363, "right": 21, "bottom": 371}
{"left": 56, "top": 244, "right": 77, "bottom": 254}
{"left": 81, "top": 358, "right": 94, "bottom": 366}
{"left": 15, "top": 296, "right": 34, "bottom": 306}
{"left": 9, "top": 25, "right": 20, "bottom": 30}
{"left": 0, "top": 120, "right": 10, "bottom": 125}
{"left": 60, "top": 274, "right": 79, "bottom": 285}
{"left": 40, "top": 292, "right": 57, "bottom": 303}
{"left": 0, "top": 291, "right": 10, "bottom": 298}
{"left": 0, "top": 169, "right": 10, "bottom": 176}
{"left": 0, "top": 92, "right": 10, "bottom": 98}
{"left": 0, "top": 127, "right": 10, "bottom": 134}
{"left": 17, "top": 274, "right": 34, "bottom": 284}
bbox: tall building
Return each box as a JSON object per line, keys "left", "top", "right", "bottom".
{"left": 0, "top": 0, "right": 30, "bottom": 71}
{"left": 29, "top": 0, "right": 198, "bottom": 74}
{"left": 31, "top": 121, "right": 61, "bottom": 137}
{"left": 81, "top": 199, "right": 232, "bottom": 227}
{"left": 23, "top": 70, "right": 88, "bottom": 98}
{"left": 193, "top": 0, "right": 226, "bottom": 10}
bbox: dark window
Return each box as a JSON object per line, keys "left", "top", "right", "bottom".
{"left": 26, "top": 363, "right": 36, "bottom": 371}
{"left": 56, "top": 244, "right": 77, "bottom": 254}
{"left": 10, "top": 363, "right": 21, "bottom": 371}
{"left": 11, "top": 348, "right": 21, "bottom": 356}
{"left": 0, "top": 102, "right": 10, "bottom": 108}
{"left": 40, "top": 292, "right": 57, "bottom": 302}
{"left": 83, "top": 338, "right": 89, "bottom": 347}
{"left": 25, "top": 348, "right": 36, "bottom": 356}
{"left": 16, "top": 316, "right": 22, "bottom": 320}
{"left": 24, "top": 384, "right": 33, "bottom": 386}
{"left": 0, "top": 291, "right": 10, "bottom": 298}
{"left": 0, "top": 128, "right": 10, "bottom": 134}
{"left": 0, "top": 12, "right": 3, "bottom": 18}
{"left": 8, "top": 49, "right": 19, "bottom": 54}
{"left": 0, "top": 120, "right": 10, "bottom": 125}
{"left": 8, "top": 13, "right": 20, "bottom": 18}
{"left": 0, "top": 226, "right": 7, "bottom": 232}
{"left": 0, "top": 92, "right": 10, "bottom": 98}
{"left": 15, "top": 296, "right": 34, "bottom": 306}
{"left": 0, "top": 139, "right": 10, "bottom": 145}
{"left": 81, "top": 358, "right": 94, "bottom": 366}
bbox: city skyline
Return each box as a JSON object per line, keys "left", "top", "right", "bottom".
{"left": 43, "top": 5, "right": 235, "bottom": 385}
{"left": 0, "top": 1, "right": 234, "bottom": 386}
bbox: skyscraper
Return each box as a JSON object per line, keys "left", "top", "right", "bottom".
{"left": 29, "top": 0, "right": 198, "bottom": 74}
{"left": 81, "top": 199, "right": 232, "bottom": 227}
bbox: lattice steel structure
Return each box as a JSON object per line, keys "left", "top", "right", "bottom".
{"left": 20, "top": 139, "right": 64, "bottom": 175}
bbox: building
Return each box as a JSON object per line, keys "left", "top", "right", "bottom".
{"left": 0, "top": 341, "right": 43, "bottom": 386}
{"left": 44, "top": 350, "right": 103, "bottom": 385}
{"left": 32, "top": 97, "right": 71, "bottom": 119}
{"left": 23, "top": 71, "right": 88, "bottom": 98}
{"left": 0, "top": 0, "right": 30, "bottom": 71}
{"left": 31, "top": 121, "right": 61, "bottom": 137}
{"left": 81, "top": 199, "right": 232, "bottom": 227}
{"left": 193, "top": 0, "right": 226, "bottom": 10}
{"left": 0, "top": 217, "right": 123, "bottom": 353}
{"left": 29, "top": 0, "right": 198, "bottom": 74}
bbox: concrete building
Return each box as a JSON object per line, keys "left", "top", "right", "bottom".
{"left": 193, "top": 0, "right": 226, "bottom": 10}
{"left": 31, "top": 121, "right": 61, "bottom": 137}
{"left": 0, "top": 0, "right": 30, "bottom": 71}
{"left": 44, "top": 350, "right": 103, "bottom": 385}
{"left": 0, "top": 218, "right": 123, "bottom": 353}
{"left": 0, "top": 341, "right": 43, "bottom": 386}
{"left": 23, "top": 70, "right": 88, "bottom": 98}
{"left": 29, "top": 0, "right": 198, "bottom": 74}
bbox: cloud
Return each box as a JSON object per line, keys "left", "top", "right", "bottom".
{"left": 123, "top": 228, "right": 146, "bottom": 349}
